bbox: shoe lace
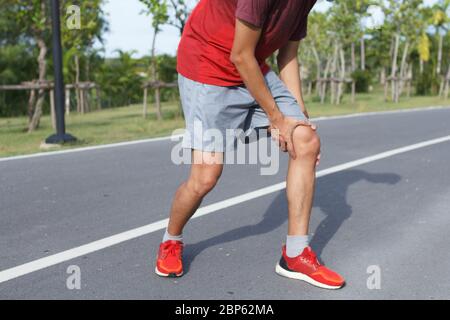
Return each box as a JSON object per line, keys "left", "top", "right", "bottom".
{"left": 162, "top": 242, "right": 182, "bottom": 259}
{"left": 305, "top": 249, "right": 321, "bottom": 268}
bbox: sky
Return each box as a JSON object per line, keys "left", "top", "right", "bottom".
{"left": 97, "top": 0, "right": 439, "bottom": 58}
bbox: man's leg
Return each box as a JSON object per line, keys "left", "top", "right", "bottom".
{"left": 286, "top": 125, "right": 320, "bottom": 237}
{"left": 276, "top": 125, "right": 345, "bottom": 289}
{"left": 156, "top": 150, "right": 223, "bottom": 277}
{"left": 167, "top": 150, "right": 224, "bottom": 236}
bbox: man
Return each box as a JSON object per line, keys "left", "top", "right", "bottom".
{"left": 155, "top": 0, "right": 345, "bottom": 290}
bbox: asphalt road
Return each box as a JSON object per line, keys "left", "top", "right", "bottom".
{"left": 1, "top": 107, "right": 450, "bottom": 299}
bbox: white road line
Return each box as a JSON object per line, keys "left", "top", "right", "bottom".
{"left": 0, "top": 134, "right": 184, "bottom": 163}
{"left": 311, "top": 105, "right": 448, "bottom": 122}
{"left": 0, "top": 105, "right": 448, "bottom": 163}
{"left": 1, "top": 134, "right": 449, "bottom": 284}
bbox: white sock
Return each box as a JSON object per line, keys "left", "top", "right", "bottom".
{"left": 286, "top": 235, "right": 309, "bottom": 258}
{"left": 163, "top": 229, "right": 183, "bottom": 243}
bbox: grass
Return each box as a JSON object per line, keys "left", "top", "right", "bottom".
{"left": 0, "top": 91, "right": 448, "bottom": 158}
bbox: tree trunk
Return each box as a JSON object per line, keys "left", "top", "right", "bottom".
{"left": 27, "top": 87, "right": 36, "bottom": 122}
{"left": 28, "top": 35, "right": 47, "bottom": 133}
{"left": 96, "top": 87, "right": 101, "bottom": 110}
{"left": 74, "top": 55, "right": 81, "bottom": 113}
{"left": 437, "top": 32, "right": 443, "bottom": 75}
{"left": 65, "top": 88, "right": 70, "bottom": 115}
{"left": 84, "top": 89, "right": 90, "bottom": 113}
{"left": 420, "top": 58, "right": 424, "bottom": 74}
{"left": 337, "top": 46, "right": 346, "bottom": 105}
{"left": 391, "top": 33, "right": 400, "bottom": 103}
{"left": 444, "top": 67, "right": 450, "bottom": 100}
{"left": 398, "top": 41, "right": 410, "bottom": 99}
{"left": 439, "top": 76, "right": 445, "bottom": 97}
{"left": 384, "top": 79, "right": 389, "bottom": 102}
{"left": 321, "top": 57, "right": 331, "bottom": 104}
{"left": 150, "top": 26, "right": 162, "bottom": 120}
{"left": 80, "top": 87, "right": 85, "bottom": 114}
{"left": 85, "top": 57, "right": 92, "bottom": 112}
{"left": 407, "top": 65, "right": 413, "bottom": 98}
{"left": 155, "top": 86, "right": 161, "bottom": 119}
{"left": 312, "top": 45, "right": 321, "bottom": 96}
{"left": 360, "top": 36, "right": 366, "bottom": 71}
{"left": 143, "top": 87, "right": 148, "bottom": 118}
{"left": 351, "top": 42, "right": 356, "bottom": 103}
{"left": 330, "top": 43, "right": 339, "bottom": 105}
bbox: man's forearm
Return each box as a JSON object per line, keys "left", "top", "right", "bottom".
{"left": 278, "top": 56, "right": 307, "bottom": 116}
{"left": 231, "top": 53, "right": 283, "bottom": 122}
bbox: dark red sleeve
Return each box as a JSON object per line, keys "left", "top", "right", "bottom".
{"left": 290, "top": 17, "right": 309, "bottom": 41}
{"left": 235, "top": 0, "right": 274, "bottom": 28}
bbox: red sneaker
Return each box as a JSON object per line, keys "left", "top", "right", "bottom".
{"left": 155, "top": 240, "right": 184, "bottom": 277}
{"left": 275, "top": 246, "right": 345, "bottom": 289}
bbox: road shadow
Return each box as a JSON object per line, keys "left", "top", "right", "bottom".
{"left": 183, "top": 169, "right": 401, "bottom": 272}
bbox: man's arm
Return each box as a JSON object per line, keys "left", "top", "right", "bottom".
{"left": 230, "top": 19, "right": 312, "bottom": 159}
{"left": 277, "top": 40, "right": 309, "bottom": 119}
{"left": 230, "top": 19, "right": 281, "bottom": 123}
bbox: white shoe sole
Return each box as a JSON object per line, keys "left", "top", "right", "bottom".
{"left": 275, "top": 263, "right": 343, "bottom": 290}
{"left": 155, "top": 266, "right": 183, "bottom": 278}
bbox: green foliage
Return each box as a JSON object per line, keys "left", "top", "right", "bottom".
{"left": 139, "top": 0, "right": 169, "bottom": 32}
{"left": 61, "top": 0, "right": 108, "bottom": 59}
{"left": 0, "top": 44, "right": 37, "bottom": 116}
{"left": 366, "top": 24, "right": 392, "bottom": 69}
{"left": 352, "top": 70, "right": 372, "bottom": 93}
{"left": 415, "top": 65, "right": 440, "bottom": 95}
{"left": 1, "top": 0, "right": 49, "bottom": 39}
{"left": 93, "top": 51, "right": 144, "bottom": 108}
{"left": 167, "top": 0, "right": 193, "bottom": 34}
{"left": 157, "top": 54, "right": 177, "bottom": 83}
{"left": 329, "top": 0, "right": 374, "bottom": 44}
{"left": 418, "top": 32, "right": 431, "bottom": 62}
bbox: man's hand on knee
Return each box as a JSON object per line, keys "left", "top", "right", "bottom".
{"left": 269, "top": 115, "right": 318, "bottom": 160}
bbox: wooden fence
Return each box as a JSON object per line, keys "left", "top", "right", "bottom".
{"left": 0, "top": 81, "right": 100, "bottom": 128}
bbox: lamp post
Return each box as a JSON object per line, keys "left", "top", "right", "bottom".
{"left": 45, "top": 0, "right": 77, "bottom": 144}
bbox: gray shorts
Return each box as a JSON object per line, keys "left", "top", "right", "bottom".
{"left": 179, "top": 71, "right": 307, "bottom": 152}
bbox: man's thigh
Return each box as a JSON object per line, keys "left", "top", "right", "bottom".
{"left": 179, "top": 74, "right": 255, "bottom": 153}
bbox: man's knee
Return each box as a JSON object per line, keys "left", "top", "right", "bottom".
{"left": 188, "top": 169, "right": 221, "bottom": 197}
{"left": 293, "top": 126, "right": 321, "bottom": 156}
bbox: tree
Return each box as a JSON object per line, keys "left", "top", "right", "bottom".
{"left": 2, "top": 0, "right": 51, "bottom": 132}
{"left": 94, "top": 50, "right": 144, "bottom": 108}
{"left": 344, "top": 0, "right": 375, "bottom": 101}
{"left": 328, "top": 0, "right": 364, "bottom": 104}
{"left": 1, "top": 0, "right": 107, "bottom": 129}
{"left": 167, "top": 0, "right": 195, "bottom": 35}
{"left": 300, "top": 12, "right": 333, "bottom": 102}
{"left": 380, "top": 0, "right": 425, "bottom": 102}
{"left": 139, "top": 0, "right": 169, "bottom": 120}
{"left": 5, "top": 0, "right": 49, "bottom": 132}
{"left": 61, "top": 0, "right": 108, "bottom": 114}
{"left": 0, "top": 6, "right": 36, "bottom": 117}
{"left": 430, "top": 0, "right": 450, "bottom": 95}
{"left": 431, "top": 1, "right": 449, "bottom": 74}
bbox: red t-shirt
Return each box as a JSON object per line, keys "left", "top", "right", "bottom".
{"left": 177, "top": 0, "right": 317, "bottom": 86}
